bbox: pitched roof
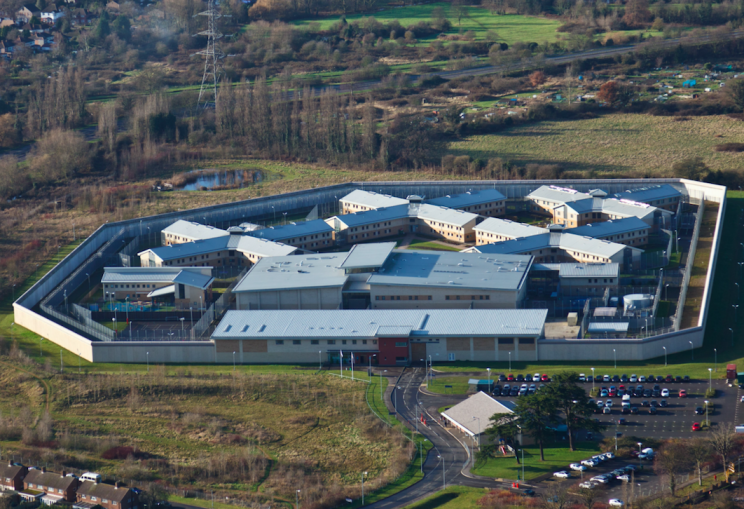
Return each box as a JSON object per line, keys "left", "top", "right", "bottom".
{"left": 610, "top": 184, "right": 682, "bottom": 204}
{"left": 330, "top": 203, "right": 479, "bottom": 229}
{"left": 24, "top": 470, "right": 77, "bottom": 491}
{"left": 0, "top": 463, "right": 25, "bottom": 480}
{"left": 247, "top": 219, "right": 333, "bottom": 241}
{"left": 102, "top": 267, "right": 213, "bottom": 289}
{"left": 527, "top": 185, "right": 592, "bottom": 204}
{"left": 427, "top": 189, "right": 506, "bottom": 209}
{"left": 441, "top": 392, "right": 516, "bottom": 436}
{"left": 340, "top": 190, "right": 408, "bottom": 209}
{"left": 162, "top": 220, "right": 229, "bottom": 241}
{"left": 474, "top": 218, "right": 548, "bottom": 238}
{"left": 565, "top": 217, "right": 649, "bottom": 238}
{"left": 473, "top": 232, "right": 634, "bottom": 259}
{"left": 77, "top": 481, "right": 133, "bottom": 503}
{"left": 138, "top": 235, "right": 297, "bottom": 262}
{"left": 339, "top": 242, "right": 396, "bottom": 270}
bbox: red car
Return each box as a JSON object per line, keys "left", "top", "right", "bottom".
{"left": 507, "top": 374, "right": 515, "bottom": 381}
{"left": 541, "top": 374, "right": 549, "bottom": 382}
{"left": 679, "top": 389, "right": 687, "bottom": 398}
{"left": 692, "top": 422, "right": 701, "bottom": 431}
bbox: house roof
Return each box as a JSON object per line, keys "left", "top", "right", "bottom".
{"left": 557, "top": 263, "right": 619, "bottom": 278}
{"left": 77, "top": 481, "right": 133, "bottom": 503}
{"left": 102, "top": 267, "right": 213, "bottom": 289}
{"left": 340, "top": 189, "right": 408, "bottom": 209}
{"left": 367, "top": 250, "right": 533, "bottom": 291}
{"left": 162, "top": 220, "right": 229, "bottom": 241}
{"left": 328, "top": 204, "right": 410, "bottom": 228}
{"left": 427, "top": 189, "right": 506, "bottom": 209}
{"left": 339, "top": 242, "right": 396, "bottom": 270}
{"left": 474, "top": 218, "right": 548, "bottom": 238}
{"left": 441, "top": 392, "right": 516, "bottom": 437}
{"left": 212, "top": 309, "right": 548, "bottom": 340}
{"left": 610, "top": 184, "right": 682, "bottom": 204}
{"left": 0, "top": 463, "right": 25, "bottom": 480}
{"left": 416, "top": 204, "right": 479, "bottom": 227}
{"left": 565, "top": 217, "right": 649, "bottom": 238}
{"left": 247, "top": 219, "right": 333, "bottom": 241}
{"left": 233, "top": 253, "right": 348, "bottom": 293}
{"left": 24, "top": 470, "right": 77, "bottom": 491}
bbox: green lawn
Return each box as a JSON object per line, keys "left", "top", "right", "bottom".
{"left": 292, "top": 3, "right": 563, "bottom": 46}
{"left": 407, "top": 239, "right": 462, "bottom": 252}
{"left": 472, "top": 441, "right": 601, "bottom": 481}
{"left": 403, "top": 486, "right": 487, "bottom": 509}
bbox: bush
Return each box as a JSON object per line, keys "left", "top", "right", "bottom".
{"left": 705, "top": 388, "right": 716, "bottom": 398}
{"left": 714, "top": 143, "right": 744, "bottom": 152}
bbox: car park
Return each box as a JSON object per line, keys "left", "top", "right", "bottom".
{"left": 661, "top": 389, "right": 670, "bottom": 397}
{"left": 554, "top": 471, "right": 570, "bottom": 478}
{"left": 679, "top": 390, "right": 687, "bottom": 398}
{"left": 692, "top": 422, "right": 701, "bottom": 431}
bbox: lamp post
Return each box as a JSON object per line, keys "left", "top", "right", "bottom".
{"left": 420, "top": 438, "right": 427, "bottom": 473}
{"left": 591, "top": 367, "right": 595, "bottom": 390}
{"left": 663, "top": 346, "right": 667, "bottom": 367}
{"left": 271, "top": 206, "right": 276, "bottom": 222}
{"left": 146, "top": 351, "right": 149, "bottom": 372}
{"left": 613, "top": 349, "right": 616, "bottom": 369}
{"left": 190, "top": 307, "right": 193, "bottom": 329}
{"left": 705, "top": 400, "right": 710, "bottom": 427}
{"left": 283, "top": 212, "right": 288, "bottom": 225}
{"left": 508, "top": 351, "right": 511, "bottom": 371}
{"left": 689, "top": 340, "right": 694, "bottom": 361}
{"left": 233, "top": 351, "right": 236, "bottom": 371}
{"left": 714, "top": 348, "right": 717, "bottom": 372}
{"left": 319, "top": 350, "right": 322, "bottom": 370}
{"left": 437, "top": 455, "right": 445, "bottom": 490}
{"left": 473, "top": 416, "right": 481, "bottom": 447}
{"left": 361, "top": 472, "right": 367, "bottom": 505}
{"left": 486, "top": 368, "right": 491, "bottom": 390}
{"left": 180, "top": 317, "right": 185, "bottom": 335}
{"left": 641, "top": 326, "right": 645, "bottom": 339}
{"left": 665, "top": 284, "right": 669, "bottom": 301}
{"left": 39, "top": 337, "right": 43, "bottom": 357}
{"left": 428, "top": 355, "right": 432, "bottom": 388}
{"left": 708, "top": 368, "right": 712, "bottom": 392}
{"left": 295, "top": 490, "right": 300, "bottom": 509}
{"left": 112, "top": 318, "right": 116, "bottom": 337}
{"left": 731, "top": 328, "right": 735, "bottom": 347}
{"left": 638, "top": 442, "right": 642, "bottom": 467}
{"left": 125, "top": 296, "right": 129, "bottom": 324}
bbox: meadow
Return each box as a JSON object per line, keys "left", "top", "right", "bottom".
{"left": 448, "top": 114, "right": 744, "bottom": 175}
{"left": 292, "top": 3, "right": 563, "bottom": 46}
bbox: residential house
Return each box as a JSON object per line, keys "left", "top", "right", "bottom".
{"left": 0, "top": 461, "right": 28, "bottom": 491}
{"left": 15, "top": 5, "right": 40, "bottom": 23}
{"left": 22, "top": 468, "right": 79, "bottom": 504}
{"left": 105, "top": 1, "right": 120, "bottom": 13}
{"left": 40, "top": 9, "right": 64, "bottom": 24}
{"left": 70, "top": 8, "right": 87, "bottom": 25}
{"left": 0, "top": 18, "right": 16, "bottom": 28}
{"left": 75, "top": 481, "right": 139, "bottom": 509}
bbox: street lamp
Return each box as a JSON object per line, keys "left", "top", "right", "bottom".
{"left": 295, "top": 490, "right": 300, "bottom": 509}
{"left": 508, "top": 351, "right": 511, "bottom": 371}
{"left": 689, "top": 340, "right": 694, "bottom": 361}
{"left": 180, "top": 317, "right": 185, "bottom": 335}
{"left": 591, "top": 367, "right": 595, "bottom": 390}
{"left": 361, "top": 471, "right": 367, "bottom": 505}
{"left": 436, "top": 455, "right": 445, "bottom": 490}
{"left": 613, "top": 349, "right": 616, "bottom": 369}
{"left": 708, "top": 368, "right": 712, "bottom": 392}
{"left": 486, "top": 368, "right": 491, "bottom": 390}
{"left": 473, "top": 416, "right": 481, "bottom": 447}
{"left": 125, "top": 296, "right": 129, "bottom": 324}
{"left": 420, "top": 438, "right": 427, "bottom": 473}
{"left": 663, "top": 346, "right": 667, "bottom": 367}
{"left": 112, "top": 318, "right": 116, "bottom": 337}
{"left": 714, "top": 348, "right": 717, "bottom": 372}
{"left": 319, "top": 350, "right": 322, "bottom": 370}
{"left": 665, "top": 284, "right": 669, "bottom": 301}
{"left": 39, "top": 337, "right": 43, "bottom": 357}
{"left": 705, "top": 400, "right": 710, "bottom": 427}
{"left": 233, "top": 351, "right": 236, "bottom": 371}
{"left": 146, "top": 351, "right": 149, "bottom": 372}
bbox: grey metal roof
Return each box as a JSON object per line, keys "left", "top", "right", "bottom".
{"left": 212, "top": 309, "right": 548, "bottom": 340}
{"left": 162, "top": 220, "right": 229, "bottom": 240}
{"left": 527, "top": 185, "right": 592, "bottom": 204}
{"left": 331, "top": 203, "right": 479, "bottom": 229}
{"left": 584, "top": 198, "right": 656, "bottom": 221}
{"left": 233, "top": 253, "right": 348, "bottom": 293}
{"left": 558, "top": 263, "right": 619, "bottom": 278}
{"left": 474, "top": 218, "right": 548, "bottom": 238}
{"left": 247, "top": 219, "right": 333, "bottom": 241}
{"left": 102, "top": 267, "right": 213, "bottom": 288}
{"left": 441, "top": 392, "right": 515, "bottom": 436}
{"left": 368, "top": 250, "right": 533, "bottom": 291}
{"left": 566, "top": 217, "right": 649, "bottom": 238}
{"left": 330, "top": 204, "right": 411, "bottom": 227}
{"left": 340, "top": 242, "right": 396, "bottom": 269}
{"left": 588, "top": 322, "right": 629, "bottom": 333}
{"left": 140, "top": 235, "right": 297, "bottom": 261}
{"left": 474, "top": 232, "right": 632, "bottom": 259}
{"left": 427, "top": 189, "right": 506, "bottom": 209}
{"left": 340, "top": 190, "right": 408, "bottom": 209}
{"left": 416, "top": 204, "right": 479, "bottom": 227}
{"left": 611, "top": 184, "right": 682, "bottom": 204}
{"left": 148, "top": 285, "right": 175, "bottom": 297}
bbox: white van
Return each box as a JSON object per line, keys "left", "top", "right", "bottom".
{"left": 81, "top": 473, "right": 102, "bottom": 483}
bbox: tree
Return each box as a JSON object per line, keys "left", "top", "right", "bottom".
{"left": 727, "top": 79, "right": 744, "bottom": 110}
{"left": 113, "top": 15, "right": 131, "bottom": 41}
{"left": 28, "top": 129, "right": 91, "bottom": 184}
{"left": 688, "top": 438, "right": 712, "bottom": 486}
{"left": 576, "top": 487, "right": 599, "bottom": 509}
{"left": 596, "top": 81, "right": 619, "bottom": 104}
{"left": 654, "top": 440, "right": 691, "bottom": 495}
{"left": 542, "top": 484, "right": 572, "bottom": 509}
{"left": 529, "top": 70, "right": 546, "bottom": 87}
{"left": 623, "top": 0, "right": 652, "bottom": 27}
{"left": 709, "top": 423, "right": 737, "bottom": 481}
{"left": 484, "top": 413, "right": 521, "bottom": 464}
{"left": 0, "top": 113, "right": 19, "bottom": 147}
{"left": 542, "top": 372, "right": 602, "bottom": 451}
{"left": 95, "top": 11, "right": 110, "bottom": 40}
{"left": 512, "top": 392, "right": 557, "bottom": 461}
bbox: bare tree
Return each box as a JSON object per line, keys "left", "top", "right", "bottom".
{"left": 689, "top": 438, "right": 712, "bottom": 486}
{"left": 541, "top": 483, "right": 572, "bottom": 509}
{"left": 576, "top": 487, "right": 599, "bottom": 509}
{"left": 709, "top": 424, "right": 737, "bottom": 481}
{"left": 654, "top": 440, "right": 692, "bottom": 495}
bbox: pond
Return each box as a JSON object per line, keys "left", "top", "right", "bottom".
{"left": 176, "top": 169, "right": 264, "bottom": 191}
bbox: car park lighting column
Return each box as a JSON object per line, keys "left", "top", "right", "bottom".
{"left": 437, "top": 455, "right": 445, "bottom": 490}
{"left": 663, "top": 347, "right": 667, "bottom": 367}
{"left": 709, "top": 368, "right": 712, "bottom": 392}
{"left": 689, "top": 341, "right": 694, "bottom": 361}
{"left": 714, "top": 349, "right": 717, "bottom": 371}
{"left": 591, "top": 368, "right": 595, "bottom": 391}
{"left": 614, "top": 349, "right": 616, "bottom": 369}
{"left": 509, "top": 351, "right": 512, "bottom": 371}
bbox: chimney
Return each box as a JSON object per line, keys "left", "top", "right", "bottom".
{"left": 115, "top": 482, "right": 120, "bottom": 489}
{"left": 62, "top": 471, "right": 66, "bottom": 478}
{"left": 7, "top": 460, "right": 11, "bottom": 467}
{"left": 41, "top": 467, "right": 46, "bottom": 473}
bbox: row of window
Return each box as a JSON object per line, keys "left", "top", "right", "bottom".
{"left": 274, "top": 339, "right": 378, "bottom": 345}
{"left": 350, "top": 222, "right": 393, "bottom": 232}
{"left": 27, "top": 484, "right": 63, "bottom": 494}
{"left": 445, "top": 295, "right": 491, "bottom": 300}
{"left": 375, "top": 295, "right": 432, "bottom": 301}
{"left": 286, "top": 233, "right": 331, "bottom": 243}
{"left": 105, "top": 284, "right": 159, "bottom": 289}
{"left": 350, "top": 229, "right": 393, "bottom": 241}
{"left": 80, "top": 495, "right": 118, "bottom": 504}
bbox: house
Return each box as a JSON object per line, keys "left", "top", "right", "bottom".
{"left": 339, "top": 190, "right": 409, "bottom": 214}
{"left": 70, "top": 8, "right": 87, "bottom": 25}
{"left": 40, "top": 9, "right": 64, "bottom": 24}
{"left": 21, "top": 468, "right": 79, "bottom": 504}
{"left": 75, "top": 481, "right": 139, "bottom": 509}
{"left": 161, "top": 220, "right": 229, "bottom": 246}
{"left": 0, "top": 18, "right": 16, "bottom": 28}
{"left": 15, "top": 5, "right": 39, "bottom": 23}
{"left": 0, "top": 461, "right": 28, "bottom": 491}
{"left": 105, "top": 1, "right": 120, "bottom": 13}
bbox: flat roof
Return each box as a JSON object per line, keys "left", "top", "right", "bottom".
{"left": 340, "top": 189, "right": 408, "bottom": 209}
{"left": 162, "top": 220, "right": 229, "bottom": 240}
{"left": 474, "top": 217, "right": 548, "bottom": 238}
{"left": 102, "top": 267, "right": 213, "bottom": 289}
{"left": 427, "top": 189, "right": 506, "bottom": 209}
{"left": 473, "top": 232, "right": 632, "bottom": 259}
{"left": 233, "top": 253, "right": 348, "bottom": 293}
{"left": 247, "top": 219, "right": 333, "bottom": 241}
{"left": 368, "top": 250, "right": 533, "bottom": 291}
{"left": 611, "top": 184, "right": 682, "bottom": 204}
{"left": 212, "top": 309, "right": 548, "bottom": 340}
{"left": 588, "top": 322, "right": 629, "bottom": 333}
{"left": 340, "top": 242, "right": 396, "bottom": 270}
{"left": 558, "top": 263, "right": 619, "bottom": 278}
{"left": 441, "top": 392, "right": 515, "bottom": 436}
{"left": 566, "top": 217, "right": 649, "bottom": 238}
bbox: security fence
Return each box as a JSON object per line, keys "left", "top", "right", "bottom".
{"left": 674, "top": 199, "right": 705, "bottom": 331}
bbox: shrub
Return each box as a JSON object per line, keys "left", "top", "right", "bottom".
{"left": 714, "top": 143, "right": 744, "bottom": 152}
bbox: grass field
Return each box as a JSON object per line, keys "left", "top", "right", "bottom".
{"left": 449, "top": 114, "right": 744, "bottom": 174}
{"left": 402, "top": 486, "right": 487, "bottom": 509}
{"left": 472, "top": 441, "right": 601, "bottom": 481}
{"left": 292, "top": 3, "right": 563, "bottom": 46}
{"left": 407, "top": 239, "right": 462, "bottom": 251}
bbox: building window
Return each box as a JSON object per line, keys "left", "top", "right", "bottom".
{"left": 342, "top": 340, "right": 347, "bottom": 345}
{"left": 311, "top": 340, "right": 319, "bottom": 345}
{"left": 293, "top": 340, "right": 301, "bottom": 345}
{"left": 276, "top": 340, "right": 284, "bottom": 345}
{"left": 328, "top": 340, "right": 335, "bottom": 345}
{"left": 395, "top": 342, "right": 407, "bottom": 347}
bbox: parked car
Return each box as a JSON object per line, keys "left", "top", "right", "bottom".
{"left": 603, "top": 375, "right": 611, "bottom": 382}
{"left": 679, "top": 390, "right": 687, "bottom": 398}
{"left": 683, "top": 376, "right": 690, "bottom": 382}
{"left": 659, "top": 399, "right": 668, "bottom": 407}
{"left": 620, "top": 374, "right": 628, "bottom": 382}
{"left": 570, "top": 463, "right": 587, "bottom": 471}
{"left": 582, "top": 459, "right": 599, "bottom": 467}
{"left": 541, "top": 374, "right": 549, "bottom": 382}
{"left": 617, "top": 474, "right": 631, "bottom": 482}
{"left": 507, "top": 374, "right": 515, "bottom": 381}
{"left": 553, "top": 471, "right": 570, "bottom": 478}
{"left": 630, "top": 374, "right": 637, "bottom": 382}
{"left": 609, "top": 499, "right": 625, "bottom": 507}
{"left": 603, "top": 407, "right": 612, "bottom": 414}
{"left": 661, "top": 388, "right": 670, "bottom": 397}
{"left": 692, "top": 422, "right": 702, "bottom": 431}
{"left": 618, "top": 418, "right": 627, "bottom": 425}
{"left": 649, "top": 406, "right": 657, "bottom": 415}
{"left": 638, "top": 376, "right": 646, "bottom": 382}
{"left": 604, "top": 452, "right": 615, "bottom": 459}
{"left": 650, "top": 400, "right": 658, "bottom": 407}
{"left": 579, "top": 482, "right": 597, "bottom": 489}
{"left": 630, "top": 406, "right": 639, "bottom": 414}
{"left": 525, "top": 374, "right": 533, "bottom": 382}
{"left": 605, "top": 400, "right": 613, "bottom": 407}
{"left": 579, "top": 374, "right": 586, "bottom": 382}
{"left": 492, "top": 386, "right": 502, "bottom": 396}
{"left": 517, "top": 374, "right": 524, "bottom": 381}
{"left": 498, "top": 374, "right": 507, "bottom": 382}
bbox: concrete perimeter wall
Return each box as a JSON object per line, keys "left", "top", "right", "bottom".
{"left": 13, "top": 178, "right": 726, "bottom": 364}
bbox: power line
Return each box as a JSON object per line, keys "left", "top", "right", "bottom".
{"left": 192, "top": 0, "right": 230, "bottom": 110}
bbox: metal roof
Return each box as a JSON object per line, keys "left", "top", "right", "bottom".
{"left": 427, "top": 189, "right": 506, "bottom": 209}
{"left": 330, "top": 204, "right": 411, "bottom": 227}
{"left": 213, "top": 309, "right": 548, "bottom": 340}
{"left": 474, "top": 218, "right": 548, "bottom": 238}
{"left": 139, "top": 235, "right": 297, "bottom": 261}
{"left": 610, "top": 184, "right": 682, "bottom": 204}
{"left": 330, "top": 203, "right": 479, "bottom": 229}
{"left": 162, "top": 220, "right": 229, "bottom": 240}
{"left": 247, "top": 219, "right": 333, "bottom": 241}
{"left": 416, "top": 204, "right": 479, "bottom": 227}
{"left": 441, "top": 392, "right": 515, "bottom": 437}
{"left": 588, "top": 322, "right": 629, "bottom": 333}
{"left": 233, "top": 253, "right": 348, "bottom": 293}
{"left": 102, "top": 267, "right": 213, "bottom": 288}
{"left": 368, "top": 250, "right": 533, "bottom": 291}
{"left": 148, "top": 285, "right": 175, "bottom": 297}
{"left": 340, "top": 242, "right": 396, "bottom": 269}
{"left": 340, "top": 189, "right": 408, "bottom": 209}
{"left": 558, "top": 263, "right": 619, "bottom": 278}
{"left": 527, "top": 185, "right": 593, "bottom": 204}
{"left": 566, "top": 217, "right": 649, "bottom": 238}
{"left": 473, "top": 232, "right": 632, "bottom": 259}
